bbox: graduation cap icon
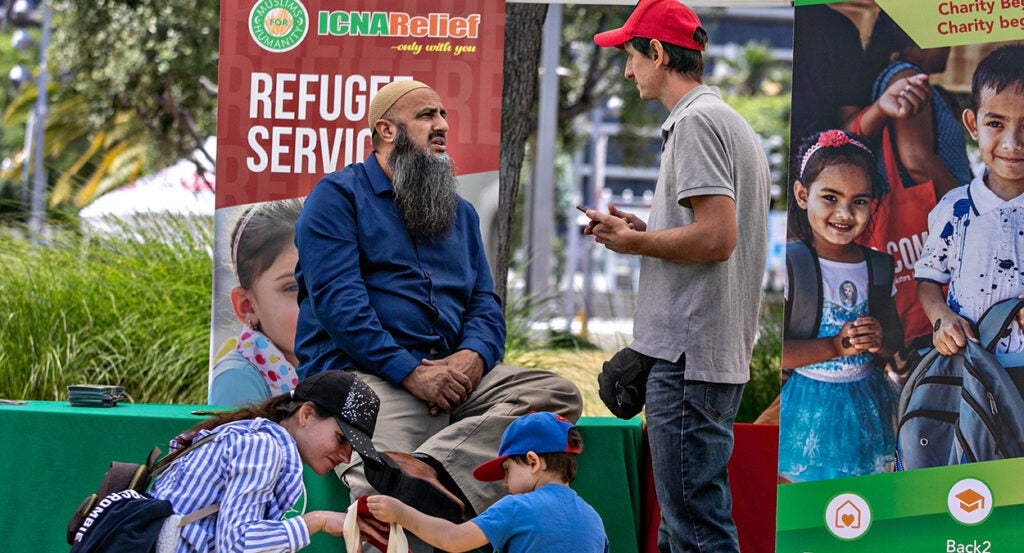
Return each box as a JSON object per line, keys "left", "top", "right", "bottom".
{"left": 955, "top": 489, "right": 985, "bottom": 513}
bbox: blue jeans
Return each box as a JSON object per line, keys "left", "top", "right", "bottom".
{"left": 646, "top": 355, "right": 745, "bottom": 553}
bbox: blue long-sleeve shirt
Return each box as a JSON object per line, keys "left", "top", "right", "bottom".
{"left": 149, "top": 419, "right": 309, "bottom": 553}
{"left": 293, "top": 153, "right": 505, "bottom": 384}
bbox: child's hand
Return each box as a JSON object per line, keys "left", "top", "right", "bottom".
{"left": 932, "top": 312, "right": 977, "bottom": 356}
{"left": 850, "top": 316, "right": 884, "bottom": 353}
{"left": 833, "top": 316, "right": 882, "bottom": 355}
{"left": 365, "top": 495, "right": 403, "bottom": 524}
{"left": 878, "top": 73, "right": 932, "bottom": 120}
{"left": 1016, "top": 291, "right": 1024, "bottom": 328}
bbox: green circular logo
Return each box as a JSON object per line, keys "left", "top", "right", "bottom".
{"left": 249, "top": 0, "right": 308, "bottom": 53}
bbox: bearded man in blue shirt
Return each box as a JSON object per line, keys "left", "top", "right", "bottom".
{"left": 294, "top": 79, "right": 582, "bottom": 552}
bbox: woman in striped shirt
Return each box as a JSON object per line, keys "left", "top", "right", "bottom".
{"left": 150, "top": 370, "right": 383, "bottom": 552}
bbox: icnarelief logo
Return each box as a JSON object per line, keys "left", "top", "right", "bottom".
{"left": 249, "top": 0, "right": 309, "bottom": 53}
{"left": 317, "top": 11, "right": 481, "bottom": 39}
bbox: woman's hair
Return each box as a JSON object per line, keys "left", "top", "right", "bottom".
{"left": 230, "top": 198, "right": 305, "bottom": 290}
{"left": 788, "top": 129, "right": 885, "bottom": 242}
{"left": 506, "top": 427, "right": 583, "bottom": 483}
{"left": 161, "top": 393, "right": 332, "bottom": 464}
{"left": 629, "top": 28, "right": 708, "bottom": 82}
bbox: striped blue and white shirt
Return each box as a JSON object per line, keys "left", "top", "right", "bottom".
{"left": 149, "top": 418, "right": 310, "bottom": 552}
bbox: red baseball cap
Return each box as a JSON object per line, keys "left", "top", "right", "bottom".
{"left": 593, "top": 0, "right": 705, "bottom": 51}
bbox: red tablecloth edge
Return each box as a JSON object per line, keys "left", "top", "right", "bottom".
{"left": 640, "top": 423, "right": 779, "bottom": 553}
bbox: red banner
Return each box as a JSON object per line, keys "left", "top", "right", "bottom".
{"left": 216, "top": 0, "right": 506, "bottom": 208}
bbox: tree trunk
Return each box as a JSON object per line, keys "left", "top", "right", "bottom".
{"left": 495, "top": 3, "right": 547, "bottom": 309}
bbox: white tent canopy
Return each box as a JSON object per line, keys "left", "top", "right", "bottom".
{"left": 79, "top": 137, "right": 216, "bottom": 223}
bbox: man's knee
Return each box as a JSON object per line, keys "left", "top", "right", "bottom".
{"left": 519, "top": 367, "right": 583, "bottom": 421}
{"left": 486, "top": 363, "right": 583, "bottom": 420}
{"left": 549, "top": 373, "right": 584, "bottom": 420}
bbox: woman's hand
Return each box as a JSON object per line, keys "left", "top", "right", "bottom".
{"left": 303, "top": 510, "right": 348, "bottom": 536}
{"left": 357, "top": 514, "right": 390, "bottom": 546}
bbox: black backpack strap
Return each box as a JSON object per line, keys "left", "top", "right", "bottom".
{"left": 786, "top": 239, "right": 822, "bottom": 340}
{"left": 862, "top": 247, "right": 893, "bottom": 293}
{"left": 862, "top": 246, "right": 904, "bottom": 353}
{"left": 149, "top": 432, "right": 219, "bottom": 478}
{"left": 977, "top": 297, "right": 1024, "bottom": 352}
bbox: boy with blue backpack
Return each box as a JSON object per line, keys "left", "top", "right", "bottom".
{"left": 915, "top": 44, "right": 1024, "bottom": 359}
{"left": 898, "top": 44, "right": 1024, "bottom": 469}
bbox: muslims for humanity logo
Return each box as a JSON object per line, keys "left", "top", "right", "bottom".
{"left": 249, "top": 0, "right": 309, "bottom": 53}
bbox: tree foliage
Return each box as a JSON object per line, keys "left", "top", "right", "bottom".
{"left": 50, "top": 0, "right": 219, "bottom": 167}
{"left": 0, "top": 2, "right": 792, "bottom": 296}
{"left": 2, "top": 80, "right": 154, "bottom": 210}
{"left": 0, "top": 0, "right": 220, "bottom": 212}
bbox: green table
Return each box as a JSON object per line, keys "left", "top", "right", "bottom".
{"left": 1, "top": 401, "right": 642, "bottom": 552}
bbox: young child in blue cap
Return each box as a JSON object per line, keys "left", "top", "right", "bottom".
{"left": 366, "top": 411, "right": 609, "bottom": 553}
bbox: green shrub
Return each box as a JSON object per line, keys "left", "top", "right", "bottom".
{"left": 0, "top": 216, "right": 212, "bottom": 403}
{"left": 502, "top": 289, "right": 782, "bottom": 422}
{"left": 1, "top": 218, "right": 783, "bottom": 419}
{"left": 737, "top": 296, "right": 783, "bottom": 423}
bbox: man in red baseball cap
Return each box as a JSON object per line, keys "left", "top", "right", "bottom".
{"left": 593, "top": 0, "right": 705, "bottom": 51}
{"left": 586, "top": 2, "right": 772, "bottom": 553}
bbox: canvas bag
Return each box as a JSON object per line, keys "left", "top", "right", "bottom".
{"left": 896, "top": 298, "right": 1024, "bottom": 470}
{"left": 854, "top": 120, "right": 936, "bottom": 346}
{"left": 854, "top": 64, "right": 950, "bottom": 347}
{"left": 344, "top": 495, "right": 411, "bottom": 553}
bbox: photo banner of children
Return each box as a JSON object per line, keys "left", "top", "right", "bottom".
{"left": 779, "top": 0, "right": 1024, "bottom": 551}
{"left": 211, "top": 0, "right": 506, "bottom": 407}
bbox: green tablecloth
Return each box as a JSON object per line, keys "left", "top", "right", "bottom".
{"left": 1, "top": 401, "right": 642, "bottom": 553}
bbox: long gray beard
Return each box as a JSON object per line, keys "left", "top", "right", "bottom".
{"left": 388, "top": 127, "right": 458, "bottom": 239}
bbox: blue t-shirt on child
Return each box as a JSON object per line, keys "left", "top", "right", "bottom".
{"left": 471, "top": 484, "right": 609, "bottom": 553}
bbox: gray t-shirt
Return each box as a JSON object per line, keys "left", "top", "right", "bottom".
{"left": 631, "top": 85, "right": 770, "bottom": 384}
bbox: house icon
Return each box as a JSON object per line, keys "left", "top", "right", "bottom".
{"left": 826, "top": 493, "right": 873, "bottom": 540}
{"left": 834, "top": 500, "right": 861, "bottom": 529}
